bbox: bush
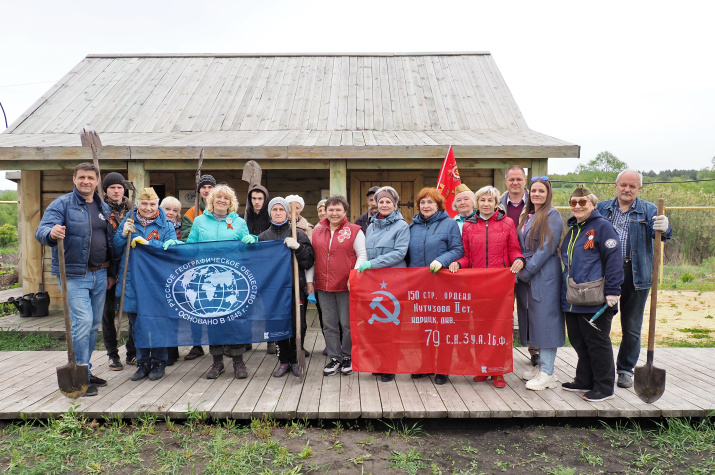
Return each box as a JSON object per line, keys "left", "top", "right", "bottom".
{"left": 0, "top": 223, "right": 17, "bottom": 247}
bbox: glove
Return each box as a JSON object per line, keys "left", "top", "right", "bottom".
{"left": 284, "top": 237, "right": 300, "bottom": 250}
{"left": 242, "top": 234, "right": 258, "bottom": 244}
{"left": 358, "top": 261, "right": 372, "bottom": 273}
{"left": 163, "top": 239, "right": 183, "bottom": 250}
{"left": 429, "top": 260, "right": 442, "bottom": 273}
{"left": 653, "top": 215, "right": 669, "bottom": 233}
{"left": 122, "top": 219, "right": 135, "bottom": 236}
{"left": 131, "top": 236, "right": 148, "bottom": 248}
{"left": 606, "top": 295, "right": 619, "bottom": 307}
{"left": 308, "top": 293, "right": 317, "bottom": 304}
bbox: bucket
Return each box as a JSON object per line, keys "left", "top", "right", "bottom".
{"left": 8, "top": 296, "right": 33, "bottom": 318}
{"left": 29, "top": 291, "right": 50, "bottom": 317}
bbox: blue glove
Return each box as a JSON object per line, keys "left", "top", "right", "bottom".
{"left": 358, "top": 261, "right": 372, "bottom": 273}
{"left": 242, "top": 234, "right": 258, "bottom": 244}
{"left": 163, "top": 239, "right": 183, "bottom": 250}
{"left": 308, "top": 293, "right": 317, "bottom": 304}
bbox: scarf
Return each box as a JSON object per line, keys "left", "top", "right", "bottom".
{"left": 136, "top": 209, "right": 160, "bottom": 227}
{"left": 105, "top": 196, "right": 131, "bottom": 229}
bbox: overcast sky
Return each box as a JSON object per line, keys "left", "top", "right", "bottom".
{"left": 1, "top": 0, "right": 713, "bottom": 189}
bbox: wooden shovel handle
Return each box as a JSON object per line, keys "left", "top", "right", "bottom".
{"left": 57, "top": 238, "right": 76, "bottom": 363}
{"left": 291, "top": 205, "right": 305, "bottom": 377}
{"left": 116, "top": 187, "right": 137, "bottom": 341}
{"left": 646, "top": 198, "right": 664, "bottom": 363}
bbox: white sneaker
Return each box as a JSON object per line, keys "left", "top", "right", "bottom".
{"left": 522, "top": 365, "right": 540, "bottom": 381}
{"left": 525, "top": 372, "right": 558, "bottom": 391}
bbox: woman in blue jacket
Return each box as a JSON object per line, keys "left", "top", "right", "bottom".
{"left": 358, "top": 186, "right": 410, "bottom": 382}
{"left": 115, "top": 187, "right": 177, "bottom": 382}
{"left": 560, "top": 185, "right": 624, "bottom": 402}
{"left": 407, "top": 187, "right": 463, "bottom": 385}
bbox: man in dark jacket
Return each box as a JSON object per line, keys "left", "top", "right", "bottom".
{"left": 354, "top": 186, "right": 379, "bottom": 234}
{"left": 240, "top": 184, "right": 271, "bottom": 235}
{"left": 35, "top": 163, "right": 115, "bottom": 397}
{"left": 100, "top": 172, "right": 135, "bottom": 370}
{"left": 259, "top": 197, "right": 315, "bottom": 377}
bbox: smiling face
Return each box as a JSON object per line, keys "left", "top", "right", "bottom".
{"left": 419, "top": 197, "right": 438, "bottom": 219}
{"left": 530, "top": 181, "right": 549, "bottom": 210}
{"left": 137, "top": 199, "right": 159, "bottom": 219}
{"left": 212, "top": 193, "right": 230, "bottom": 214}
{"left": 162, "top": 204, "right": 181, "bottom": 222}
{"left": 454, "top": 191, "right": 474, "bottom": 216}
{"left": 377, "top": 197, "right": 395, "bottom": 217}
{"left": 505, "top": 169, "right": 526, "bottom": 198}
{"left": 477, "top": 195, "right": 497, "bottom": 218}
{"left": 615, "top": 171, "right": 642, "bottom": 208}
{"left": 73, "top": 170, "right": 99, "bottom": 199}
{"left": 570, "top": 196, "right": 595, "bottom": 223}
{"left": 271, "top": 204, "right": 287, "bottom": 224}
{"left": 326, "top": 203, "right": 346, "bottom": 228}
{"left": 317, "top": 205, "right": 327, "bottom": 221}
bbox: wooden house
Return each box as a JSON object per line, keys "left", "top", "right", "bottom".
{"left": 0, "top": 52, "right": 579, "bottom": 307}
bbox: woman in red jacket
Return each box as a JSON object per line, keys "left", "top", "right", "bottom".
{"left": 449, "top": 185, "right": 524, "bottom": 388}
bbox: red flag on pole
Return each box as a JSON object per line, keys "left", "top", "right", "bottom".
{"left": 436, "top": 145, "right": 461, "bottom": 218}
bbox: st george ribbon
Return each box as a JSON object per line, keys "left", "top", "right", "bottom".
{"left": 349, "top": 268, "right": 515, "bottom": 375}
{"left": 131, "top": 240, "right": 293, "bottom": 348}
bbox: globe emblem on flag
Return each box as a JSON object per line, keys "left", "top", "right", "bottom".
{"left": 171, "top": 264, "right": 251, "bottom": 318}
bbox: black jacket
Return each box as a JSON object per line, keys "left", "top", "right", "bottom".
{"left": 258, "top": 220, "right": 315, "bottom": 289}
{"left": 355, "top": 211, "right": 374, "bottom": 234}
{"left": 239, "top": 185, "right": 271, "bottom": 235}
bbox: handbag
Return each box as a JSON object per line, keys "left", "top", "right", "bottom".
{"left": 566, "top": 277, "right": 605, "bottom": 306}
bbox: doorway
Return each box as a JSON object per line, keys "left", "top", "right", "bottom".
{"left": 349, "top": 171, "right": 423, "bottom": 224}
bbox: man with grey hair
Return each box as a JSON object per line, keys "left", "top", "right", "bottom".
{"left": 596, "top": 169, "right": 672, "bottom": 388}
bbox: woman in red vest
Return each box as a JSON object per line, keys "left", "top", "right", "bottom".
{"left": 307, "top": 195, "right": 366, "bottom": 377}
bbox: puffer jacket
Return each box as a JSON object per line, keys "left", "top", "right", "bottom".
{"left": 365, "top": 210, "right": 410, "bottom": 269}
{"left": 186, "top": 211, "right": 251, "bottom": 243}
{"left": 36, "top": 188, "right": 116, "bottom": 278}
{"left": 115, "top": 207, "right": 177, "bottom": 313}
{"left": 408, "top": 210, "right": 463, "bottom": 267}
{"left": 258, "top": 220, "right": 315, "bottom": 290}
{"left": 456, "top": 208, "right": 523, "bottom": 269}
{"left": 561, "top": 209, "right": 624, "bottom": 314}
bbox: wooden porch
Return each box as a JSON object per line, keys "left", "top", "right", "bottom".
{"left": 1, "top": 310, "right": 713, "bottom": 420}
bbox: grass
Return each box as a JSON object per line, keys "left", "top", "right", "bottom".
{"left": 0, "top": 330, "right": 110, "bottom": 352}
{"left": 662, "top": 258, "right": 715, "bottom": 292}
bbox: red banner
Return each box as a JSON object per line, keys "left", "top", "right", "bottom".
{"left": 436, "top": 145, "right": 461, "bottom": 218}
{"left": 349, "top": 268, "right": 514, "bottom": 375}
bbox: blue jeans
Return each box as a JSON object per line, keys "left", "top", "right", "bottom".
{"left": 127, "top": 313, "right": 168, "bottom": 364}
{"left": 617, "top": 262, "right": 650, "bottom": 375}
{"left": 539, "top": 347, "right": 557, "bottom": 376}
{"left": 57, "top": 269, "right": 107, "bottom": 377}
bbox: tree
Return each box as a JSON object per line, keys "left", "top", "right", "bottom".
{"left": 575, "top": 151, "right": 628, "bottom": 174}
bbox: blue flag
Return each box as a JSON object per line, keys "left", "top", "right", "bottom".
{"left": 130, "top": 240, "right": 293, "bottom": 347}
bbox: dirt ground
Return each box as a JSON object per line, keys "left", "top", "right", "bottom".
{"left": 611, "top": 289, "right": 715, "bottom": 344}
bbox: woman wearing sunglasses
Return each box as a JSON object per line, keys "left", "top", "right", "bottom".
{"left": 560, "top": 185, "right": 624, "bottom": 402}
{"left": 515, "top": 177, "right": 565, "bottom": 391}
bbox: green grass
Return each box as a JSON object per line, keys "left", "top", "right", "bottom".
{"left": 0, "top": 331, "right": 58, "bottom": 351}
{"left": 662, "top": 258, "right": 715, "bottom": 292}
{"left": 0, "top": 244, "right": 18, "bottom": 255}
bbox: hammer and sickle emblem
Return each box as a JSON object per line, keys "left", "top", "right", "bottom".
{"left": 368, "top": 291, "right": 401, "bottom": 325}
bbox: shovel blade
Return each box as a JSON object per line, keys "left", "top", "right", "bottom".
{"left": 80, "top": 126, "right": 102, "bottom": 148}
{"left": 56, "top": 362, "right": 89, "bottom": 398}
{"left": 242, "top": 160, "right": 262, "bottom": 187}
{"left": 633, "top": 364, "right": 666, "bottom": 403}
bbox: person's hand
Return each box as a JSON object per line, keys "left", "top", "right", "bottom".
{"left": 653, "top": 215, "right": 669, "bottom": 232}
{"left": 107, "top": 276, "right": 116, "bottom": 289}
{"left": 448, "top": 262, "right": 460, "bottom": 273}
{"left": 510, "top": 259, "right": 524, "bottom": 273}
{"left": 163, "top": 239, "right": 182, "bottom": 250}
{"left": 306, "top": 282, "right": 314, "bottom": 295}
{"left": 284, "top": 237, "right": 300, "bottom": 250}
{"left": 358, "top": 261, "right": 372, "bottom": 273}
{"left": 516, "top": 271, "right": 530, "bottom": 284}
{"left": 429, "top": 260, "right": 443, "bottom": 273}
{"left": 242, "top": 234, "right": 258, "bottom": 244}
{"left": 123, "top": 219, "right": 135, "bottom": 236}
{"left": 50, "top": 224, "right": 66, "bottom": 240}
{"left": 606, "top": 295, "right": 619, "bottom": 307}
{"left": 131, "top": 236, "right": 148, "bottom": 248}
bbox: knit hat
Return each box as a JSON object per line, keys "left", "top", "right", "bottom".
{"left": 571, "top": 184, "right": 592, "bottom": 197}
{"left": 285, "top": 194, "right": 305, "bottom": 210}
{"left": 196, "top": 174, "right": 216, "bottom": 192}
{"left": 374, "top": 186, "right": 399, "bottom": 206}
{"left": 103, "top": 172, "right": 126, "bottom": 191}
{"left": 268, "top": 197, "right": 290, "bottom": 214}
{"left": 366, "top": 186, "right": 380, "bottom": 196}
{"left": 137, "top": 187, "right": 159, "bottom": 201}
{"left": 455, "top": 183, "right": 471, "bottom": 194}
{"left": 317, "top": 199, "right": 327, "bottom": 210}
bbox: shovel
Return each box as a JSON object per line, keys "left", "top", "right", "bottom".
{"left": 634, "top": 198, "right": 666, "bottom": 403}
{"left": 116, "top": 181, "right": 137, "bottom": 341}
{"left": 80, "top": 126, "right": 103, "bottom": 195}
{"left": 56, "top": 238, "right": 89, "bottom": 398}
{"left": 583, "top": 304, "right": 609, "bottom": 331}
{"left": 291, "top": 205, "right": 305, "bottom": 379}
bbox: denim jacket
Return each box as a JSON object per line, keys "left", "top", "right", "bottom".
{"left": 596, "top": 197, "right": 673, "bottom": 290}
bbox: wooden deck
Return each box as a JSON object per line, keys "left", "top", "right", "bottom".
{"left": 1, "top": 311, "right": 713, "bottom": 420}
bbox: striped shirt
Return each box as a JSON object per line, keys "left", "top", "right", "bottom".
{"left": 611, "top": 200, "right": 635, "bottom": 261}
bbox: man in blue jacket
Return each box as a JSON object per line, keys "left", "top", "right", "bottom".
{"left": 35, "top": 163, "right": 115, "bottom": 397}
{"left": 596, "top": 169, "right": 672, "bottom": 389}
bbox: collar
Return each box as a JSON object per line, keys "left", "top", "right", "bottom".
{"left": 615, "top": 197, "right": 637, "bottom": 213}
{"left": 506, "top": 192, "right": 527, "bottom": 206}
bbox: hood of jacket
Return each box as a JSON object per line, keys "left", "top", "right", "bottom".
{"left": 369, "top": 209, "right": 405, "bottom": 228}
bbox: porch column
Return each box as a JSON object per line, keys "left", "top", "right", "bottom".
{"left": 329, "top": 159, "right": 347, "bottom": 196}
{"left": 19, "top": 170, "right": 42, "bottom": 294}
{"left": 128, "top": 160, "right": 148, "bottom": 192}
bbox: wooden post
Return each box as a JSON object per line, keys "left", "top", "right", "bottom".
{"left": 530, "top": 158, "right": 548, "bottom": 180}
{"left": 128, "top": 161, "right": 148, "bottom": 192}
{"left": 329, "top": 159, "right": 347, "bottom": 197}
{"left": 19, "top": 170, "right": 42, "bottom": 294}
{"left": 494, "top": 167, "right": 508, "bottom": 192}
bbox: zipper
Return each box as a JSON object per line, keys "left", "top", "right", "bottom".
{"left": 484, "top": 219, "right": 489, "bottom": 268}
{"left": 85, "top": 200, "right": 92, "bottom": 277}
{"left": 566, "top": 223, "right": 583, "bottom": 312}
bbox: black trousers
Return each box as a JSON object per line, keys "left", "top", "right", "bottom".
{"left": 102, "top": 289, "right": 135, "bottom": 359}
{"left": 565, "top": 309, "right": 617, "bottom": 395}
{"left": 278, "top": 289, "right": 308, "bottom": 364}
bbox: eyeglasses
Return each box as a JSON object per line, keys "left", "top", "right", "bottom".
{"left": 569, "top": 198, "right": 589, "bottom": 207}
{"left": 531, "top": 176, "right": 549, "bottom": 182}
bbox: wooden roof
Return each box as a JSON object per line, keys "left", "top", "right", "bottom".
{"left": 0, "top": 53, "right": 579, "bottom": 160}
